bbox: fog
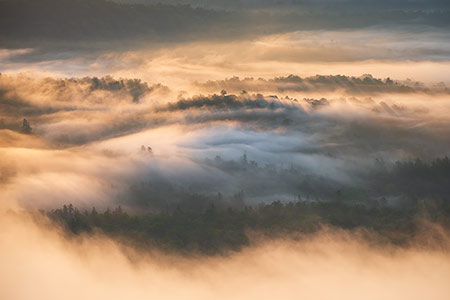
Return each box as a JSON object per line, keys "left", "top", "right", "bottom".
{"left": 2, "top": 0, "right": 450, "bottom": 298}
{"left": 1, "top": 30, "right": 450, "bottom": 209}
{"left": 2, "top": 0, "right": 449, "bottom": 49}
{"left": 1, "top": 70, "right": 450, "bottom": 210}
{"left": 1, "top": 211, "right": 450, "bottom": 300}
{"left": 3, "top": 29, "right": 450, "bottom": 91}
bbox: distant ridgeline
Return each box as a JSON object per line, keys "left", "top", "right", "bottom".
{"left": 1, "top": 0, "right": 449, "bottom": 46}
{"left": 0, "top": 0, "right": 223, "bottom": 43}
{"left": 195, "top": 74, "right": 444, "bottom": 94}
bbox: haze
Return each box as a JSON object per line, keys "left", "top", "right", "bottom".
{"left": 1, "top": 0, "right": 450, "bottom": 299}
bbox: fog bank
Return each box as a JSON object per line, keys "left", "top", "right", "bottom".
{"left": 1, "top": 212, "right": 450, "bottom": 300}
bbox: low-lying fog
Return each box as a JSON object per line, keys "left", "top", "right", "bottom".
{"left": 2, "top": 4, "right": 450, "bottom": 297}
{"left": 1, "top": 54, "right": 450, "bottom": 209}
{"left": 1, "top": 211, "right": 450, "bottom": 300}
{"left": 1, "top": 67, "right": 450, "bottom": 211}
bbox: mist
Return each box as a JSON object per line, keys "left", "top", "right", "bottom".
{"left": 2, "top": 0, "right": 450, "bottom": 298}
{"left": 1, "top": 71, "right": 450, "bottom": 211}
{"left": 2, "top": 211, "right": 450, "bottom": 300}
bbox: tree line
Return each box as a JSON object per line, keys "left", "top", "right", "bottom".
{"left": 46, "top": 198, "right": 450, "bottom": 255}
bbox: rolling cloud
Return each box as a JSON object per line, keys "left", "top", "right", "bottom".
{"left": 1, "top": 73, "right": 450, "bottom": 211}
{"left": 1, "top": 211, "right": 450, "bottom": 300}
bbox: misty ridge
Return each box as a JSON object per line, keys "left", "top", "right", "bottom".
{"left": 195, "top": 74, "right": 450, "bottom": 95}
{"left": 116, "top": 0, "right": 450, "bottom": 11}
{"left": 0, "top": 0, "right": 224, "bottom": 43}
{"left": 1, "top": 0, "right": 450, "bottom": 50}
{"left": 0, "top": 73, "right": 169, "bottom": 141}
{"left": 2, "top": 72, "right": 450, "bottom": 147}
{"left": 2, "top": 72, "right": 450, "bottom": 214}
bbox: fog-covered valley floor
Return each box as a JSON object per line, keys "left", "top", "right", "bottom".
{"left": 2, "top": 0, "right": 450, "bottom": 299}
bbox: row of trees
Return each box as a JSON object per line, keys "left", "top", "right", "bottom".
{"left": 125, "top": 155, "right": 450, "bottom": 213}
{"left": 370, "top": 157, "right": 450, "bottom": 203}
{"left": 47, "top": 199, "right": 450, "bottom": 255}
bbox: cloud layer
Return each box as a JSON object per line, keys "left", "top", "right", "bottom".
{"left": 1, "top": 72, "right": 450, "bottom": 211}
{"left": 2, "top": 211, "right": 450, "bottom": 300}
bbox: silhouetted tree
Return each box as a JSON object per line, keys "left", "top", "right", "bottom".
{"left": 21, "top": 118, "right": 32, "bottom": 134}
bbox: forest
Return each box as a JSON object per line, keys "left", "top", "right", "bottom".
{"left": 46, "top": 157, "right": 450, "bottom": 255}
{"left": 46, "top": 198, "right": 450, "bottom": 255}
